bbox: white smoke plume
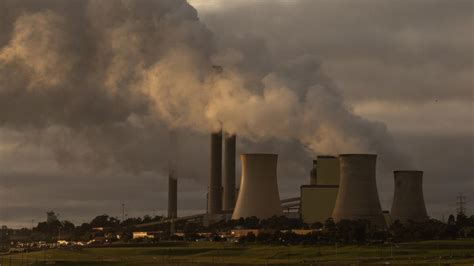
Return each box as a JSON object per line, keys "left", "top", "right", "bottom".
{"left": 0, "top": 0, "right": 410, "bottom": 178}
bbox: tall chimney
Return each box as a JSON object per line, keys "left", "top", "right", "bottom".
{"left": 223, "top": 133, "right": 236, "bottom": 211}
{"left": 167, "top": 173, "right": 177, "bottom": 219}
{"left": 167, "top": 131, "right": 178, "bottom": 219}
{"left": 310, "top": 160, "right": 317, "bottom": 185}
{"left": 332, "top": 154, "right": 386, "bottom": 228}
{"left": 232, "top": 153, "right": 283, "bottom": 220}
{"left": 391, "top": 170, "right": 429, "bottom": 223}
{"left": 208, "top": 131, "right": 223, "bottom": 214}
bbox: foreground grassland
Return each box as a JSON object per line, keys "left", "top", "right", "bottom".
{"left": 1, "top": 240, "right": 474, "bottom": 265}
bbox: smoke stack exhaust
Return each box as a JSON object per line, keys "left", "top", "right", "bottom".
{"left": 223, "top": 133, "right": 236, "bottom": 211}
{"left": 391, "top": 170, "right": 428, "bottom": 223}
{"left": 208, "top": 131, "right": 223, "bottom": 214}
{"left": 232, "top": 153, "right": 283, "bottom": 220}
{"left": 332, "top": 154, "right": 386, "bottom": 228}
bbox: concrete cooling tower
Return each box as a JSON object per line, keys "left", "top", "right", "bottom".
{"left": 232, "top": 154, "right": 283, "bottom": 220}
{"left": 391, "top": 170, "right": 429, "bottom": 223}
{"left": 332, "top": 154, "right": 386, "bottom": 228}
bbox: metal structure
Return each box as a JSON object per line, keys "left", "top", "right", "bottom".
{"left": 223, "top": 133, "right": 236, "bottom": 211}
{"left": 208, "top": 131, "right": 223, "bottom": 214}
{"left": 457, "top": 193, "right": 467, "bottom": 216}
{"left": 232, "top": 154, "right": 283, "bottom": 220}
{"left": 332, "top": 154, "right": 386, "bottom": 228}
{"left": 390, "top": 170, "right": 428, "bottom": 223}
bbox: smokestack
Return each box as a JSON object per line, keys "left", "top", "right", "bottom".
{"left": 223, "top": 133, "right": 236, "bottom": 211}
{"left": 310, "top": 160, "right": 317, "bottom": 185}
{"left": 167, "top": 174, "right": 177, "bottom": 219}
{"left": 391, "top": 170, "right": 429, "bottom": 223}
{"left": 332, "top": 154, "right": 386, "bottom": 228}
{"left": 232, "top": 153, "right": 283, "bottom": 220}
{"left": 168, "top": 131, "right": 178, "bottom": 219}
{"left": 208, "top": 131, "right": 223, "bottom": 214}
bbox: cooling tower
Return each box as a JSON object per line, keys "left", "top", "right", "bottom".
{"left": 167, "top": 175, "right": 177, "bottom": 219}
{"left": 332, "top": 154, "right": 386, "bottom": 228}
{"left": 391, "top": 170, "right": 429, "bottom": 223}
{"left": 208, "top": 131, "right": 223, "bottom": 214}
{"left": 232, "top": 154, "right": 283, "bottom": 220}
{"left": 223, "top": 133, "right": 236, "bottom": 211}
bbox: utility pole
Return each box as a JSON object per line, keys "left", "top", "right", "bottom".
{"left": 456, "top": 193, "right": 467, "bottom": 215}
{"left": 121, "top": 203, "right": 125, "bottom": 222}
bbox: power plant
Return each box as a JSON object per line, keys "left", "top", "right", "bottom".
{"left": 332, "top": 154, "right": 386, "bottom": 228}
{"left": 391, "top": 170, "right": 429, "bottom": 223}
{"left": 158, "top": 135, "right": 430, "bottom": 230}
{"left": 232, "top": 154, "right": 283, "bottom": 220}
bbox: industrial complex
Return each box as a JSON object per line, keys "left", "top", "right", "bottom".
{"left": 146, "top": 131, "right": 430, "bottom": 231}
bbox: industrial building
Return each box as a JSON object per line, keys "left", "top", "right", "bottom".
{"left": 300, "top": 156, "right": 340, "bottom": 224}
{"left": 391, "top": 170, "right": 429, "bottom": 223}
{"left": 332, "top": 154, "right": 386, "bottom": 228}
{"left": 159, "top": 131, "right": 431, "bottom": 231}
{"left": 232, "top": 154, "right": 283, "bottom": 220}
{"left": 300, "top": 185, "right": 338, "bottom": 224}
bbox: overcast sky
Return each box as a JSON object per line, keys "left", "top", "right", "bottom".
{"left": 0, "top": 0, "right": 473, "bottom": 228}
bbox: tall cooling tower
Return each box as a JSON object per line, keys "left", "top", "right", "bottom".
{"left": 168, "top": 175, "right": 177, "bottom": 219}
{"left": 332, "top": 154, "right": 386, "bottom": 228}
{"left": 391, "top": 170, "right": 428, "bottom": 223}
{"left": 208, "top": 131, "right": 223, "bottom": 214}
{"left": 232, "top": 154, "right": 283, "bottom": 220}
{"left": 223, "top": 133, "right": 236, "bottom": 211}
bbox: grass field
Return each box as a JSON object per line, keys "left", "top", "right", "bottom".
{"left": 1, "top": 240, "right": 473, "bottom": 265}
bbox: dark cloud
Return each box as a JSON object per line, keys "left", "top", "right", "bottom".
{"left": 201, "top": 0, "right": 473, "bottom": 103}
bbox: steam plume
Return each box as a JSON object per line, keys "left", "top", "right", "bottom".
{"left": 0, "top": 0, "right": 410, "bottom": 177}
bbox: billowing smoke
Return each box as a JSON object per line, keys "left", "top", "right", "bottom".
{"left": 0, "top": 0, "right": 409, "bottom": 179}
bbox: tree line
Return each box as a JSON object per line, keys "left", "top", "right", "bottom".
{"left": 1, "top": 213, "right": 473, "bottom": 245}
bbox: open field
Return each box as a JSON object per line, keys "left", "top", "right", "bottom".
{"left": 1, "top": 240, "right": 473, "bottom": 265}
